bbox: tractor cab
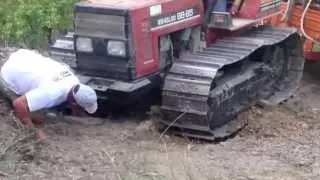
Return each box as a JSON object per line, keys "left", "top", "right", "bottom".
{"left": 206, "top": 0, "right": 282, "bottom": 30}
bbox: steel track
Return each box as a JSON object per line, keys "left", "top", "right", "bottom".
{"left": 159, "top": 26, "right": 304, "bottom": 140}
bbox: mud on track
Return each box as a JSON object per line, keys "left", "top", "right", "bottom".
{"left": 0, "top": 48, "right": 320, "bottom": 179}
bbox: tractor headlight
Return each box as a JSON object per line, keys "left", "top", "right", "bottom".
{"left": 107, "top": 40, "right": 126, "bottom": 57}
{"left": 76, "top": 37, "right": 93, "bottom": 53}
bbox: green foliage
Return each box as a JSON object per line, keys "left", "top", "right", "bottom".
{"left": 0, "top": 0, "right": 79, "bottom": 49}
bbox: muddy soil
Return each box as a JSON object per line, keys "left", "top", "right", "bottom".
{"left": 0, "top": 49, "right": 320, "bottom": 179}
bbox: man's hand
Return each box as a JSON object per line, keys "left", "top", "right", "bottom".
{"left": 35, "top": 129, "right": 46, "bottom": 142}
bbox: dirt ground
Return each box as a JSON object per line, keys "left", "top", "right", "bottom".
{"left": 1, "top": 50, "right": 320, "bottom": 180}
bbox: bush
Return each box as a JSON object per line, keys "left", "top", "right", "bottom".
{"left": 0, "top": 0, "right": 78, "bottom": 49}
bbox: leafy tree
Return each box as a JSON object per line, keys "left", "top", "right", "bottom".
{"left": 0, "top": 0, "right": 79, "bottom": 49}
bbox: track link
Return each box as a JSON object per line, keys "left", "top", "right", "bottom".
{"left": 159, "top": 26, "right": 304, "bottom": 140}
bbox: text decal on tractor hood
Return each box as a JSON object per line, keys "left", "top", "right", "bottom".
{"left": 150, "top": 6, "right": 200, "bottom": 28}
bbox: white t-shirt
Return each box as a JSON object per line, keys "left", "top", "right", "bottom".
{"left": 0, "top": 49, "right": 80, "bottom": 112}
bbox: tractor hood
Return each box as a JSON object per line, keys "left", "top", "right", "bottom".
{"left": 78, "top": 0, "right": 168, "bottom": 10}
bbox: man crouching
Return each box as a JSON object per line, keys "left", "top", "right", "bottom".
{"left": 0, "top": 49, "right": 98, "bottom": 141}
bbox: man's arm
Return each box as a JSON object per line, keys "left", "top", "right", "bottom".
{"left": 12, "top": 95, "right": 46, "bottom": 141}
{"left": 12, "top": 95, "right": 34, "bottom": 128}
{"left": 25, "top": 83, "right": 67, "bottom": 113}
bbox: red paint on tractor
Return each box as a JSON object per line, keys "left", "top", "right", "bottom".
{"left": 130, "top": 0, "right": 204, "bottom": 78}
{"left": 269, "top": 3, "right": 320, "bottom": 61}
{"left": 304, "top": 52, "right": 320, "bottom": 62}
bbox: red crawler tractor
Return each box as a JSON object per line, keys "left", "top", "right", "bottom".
{"left": 50, "top": 0, "right": 304, "bottom": 140}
